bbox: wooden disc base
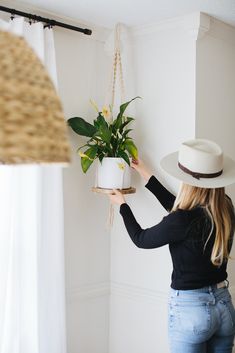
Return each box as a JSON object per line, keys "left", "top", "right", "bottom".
{"left": 92, "top": 187, "right": 136, "bottom": 195}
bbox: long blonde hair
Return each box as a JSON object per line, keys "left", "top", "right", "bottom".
{"left": 171, "top": 182, "right": 235, "bottom": 266}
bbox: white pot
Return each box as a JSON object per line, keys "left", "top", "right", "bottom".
{"left": 97, "top": 157, "right": 131, "bottom": 189}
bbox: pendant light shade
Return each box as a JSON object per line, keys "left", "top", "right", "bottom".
{"left": 0, "top": 30, "right": 71, "bottom": 164}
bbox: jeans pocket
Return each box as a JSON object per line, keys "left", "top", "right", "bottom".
{"left": 177, "top": 303, "right": 211, "bottom": 335}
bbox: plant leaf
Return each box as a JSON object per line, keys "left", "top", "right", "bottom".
{"left": 110, "top": 134, "right": 119, "bottom": 153}
{"left": 122, "top": 129, "right": 133, "bottom": 138}
{"left": 117, "top": 150, "right": 130, "bottom": 166}
{"left": 93, "top": 114, "right": 111, "bottom": 143}
{"left": 68, "top": 117, "right": 97, "bottom": 137}
{"left": 104, "top": 144, "right": 114, "bottom": 156}
{"left": 98, "top": 154, "right": 105, "bottom": 163}
{"left": 96, "top": 126, "right": 112, "bottom": 144}
{"left": 120, "top": 117, "right": 135, "bottom": 133}
{"left": 118, "top": 96, "right": 141, "bottom": 120}
{"left": 124, "top": 140, "right": 138, "bottom": 160}
{"left": 80, "top": 145, "right": 98, "bottom": 173}
{"left": 111, "top": 97, "right": 140, "bottom": 133}
{"left": 94, "top": 114, "right": 108, "bottom": 129}
{"left": 111, "top": 115, "right": 122, "bottom": 131}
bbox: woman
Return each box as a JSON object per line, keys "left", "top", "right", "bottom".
{"left": 108, "top": 138, "right": 235, "bottom": 353}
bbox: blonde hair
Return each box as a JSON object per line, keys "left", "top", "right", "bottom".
{"left": 171, "top": 182, "right": 235, "bottom": 267}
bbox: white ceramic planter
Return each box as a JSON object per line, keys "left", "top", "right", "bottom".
{"left": 97, "top": 157, "right": 131, "bottom": 189}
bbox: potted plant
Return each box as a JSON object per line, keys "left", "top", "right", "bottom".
{"left": 67, "top": 96, "right": 140, "bottom": 189}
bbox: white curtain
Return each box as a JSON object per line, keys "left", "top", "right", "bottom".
{"left": 0, "top": 18, "right": 67, "bottom": 353}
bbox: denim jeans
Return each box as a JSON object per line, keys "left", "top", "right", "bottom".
{"left": 168, "top": 283, "right": 235, "bottom": 353}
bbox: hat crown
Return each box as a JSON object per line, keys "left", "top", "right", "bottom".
{"left": 178, "top": 139, "right": 223, "bottom": 174}
{"left": 160, "top": 138, "right": 235, "bottom": 188}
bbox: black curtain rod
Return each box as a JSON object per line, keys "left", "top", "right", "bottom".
{"left": 0, "top": 5, "right": 92, "bottom": 35}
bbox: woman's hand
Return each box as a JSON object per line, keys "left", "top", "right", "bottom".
{"left": 108, "top": 189, "right": 126, "bottom": 206}
{"left": 131, "top": 158, "right": 153, "bottom": 182}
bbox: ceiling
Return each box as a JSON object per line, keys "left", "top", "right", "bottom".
{"left": 12, "top": 0, "right": 235, "bottom": 28}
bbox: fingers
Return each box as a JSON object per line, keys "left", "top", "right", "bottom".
{"left": 109, "top": 189, "right": 117, "bottom": 196}
{"left": 108, "top": 193, "right": 116, "bottom": 203}
{"left": 108, "top": 190, "right": 122, "bottom": 205}
{"left": 111, "top": 189, "right": 122, "bottom": 195}
{"left": 131, "top": 158, "right": 139, "bottom": 164}
{"left": 131, "top": 158, "right": 138, "bottom": 169}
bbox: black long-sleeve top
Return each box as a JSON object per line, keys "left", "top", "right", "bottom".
{"left": 119, "top": 175, "right": 235, "bottom": 290}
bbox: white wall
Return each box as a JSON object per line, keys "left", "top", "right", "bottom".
{"left": 54, "top": 26, "right": 111, "bottom": 353}
{"left": 109, "top": 13, "right": 235, "bottom": 353}
{"left": 195, "top": 17, "right": 235, "bottom": 293}
{"left": 109, "top": 18, "right": 197, "bottom": 353}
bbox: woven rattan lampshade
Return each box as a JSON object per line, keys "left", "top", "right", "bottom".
{"left": 0, "top": 30, "right": 71, "bottom": 164}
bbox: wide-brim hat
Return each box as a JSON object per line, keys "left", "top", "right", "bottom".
{"left": 160, "top": 138, "right": 235, "bottom": 188}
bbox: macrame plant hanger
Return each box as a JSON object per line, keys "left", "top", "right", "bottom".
{"left": 93, "top": 24, "right": 135, "bottom": 228}
{"left": 107, "top": 23, "right": 125, "bottom": 229}
{"left": 92, "top": 24, "right": 136, "bottom": 228}
{"left": 110, "top": 23, "right": 125, "bottom": 109}
{"left": 95, "top": 23, "right": 126, "bottom": 229}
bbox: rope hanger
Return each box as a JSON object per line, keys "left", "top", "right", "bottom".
{"left": 92, "top": 24, "right": 136, "bottom": 228}
{"left": 99, "top": 23, "right": 126, "bottom": 229}
{"left": 109, "top": 23, "right": 125, "bottom": 108}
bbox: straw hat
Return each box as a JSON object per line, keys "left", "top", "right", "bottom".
{"left": 0, "top": 30, "right": 71, "bottom": 164}
{"left": 160, "top": 138, "right": 235, "bottom": 188}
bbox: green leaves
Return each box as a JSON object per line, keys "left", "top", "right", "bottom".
{"left": 96, "top": 126, "right": 111, "bottom": 144}
{"left": 68, "top": 117, "right": 97, "bottom": 137}
{"left": 112, "top": 96, "right": 141, "bottom": 133}
{"left": 122, "top": 128, "right": 133, "bottom": 138}
{"left": 124, "top": 139, "right": 138, "bottom": 160}
{"left": 119, "top": 117, "right": 135, "bottom": 134}
{"left": 119, "top": 96, "right": 141, "bottom": 119}
{"left": 93, "top": 114, "right": 111, "bottom": 143}
{"left": 117, "top": 150, "right": 130, "bottom": 166}
{"left": 80, "top": 145, "right": 98, "bottom": 173}
{"left": 94, "top": 114, "right": 107, "bottom": 129}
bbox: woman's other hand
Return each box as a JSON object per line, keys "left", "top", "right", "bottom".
{"left": 108, "top": 189, "right": 126, "bottom": 206}
{"left": 131, "top": 158, "right": 152, "bottom": 182}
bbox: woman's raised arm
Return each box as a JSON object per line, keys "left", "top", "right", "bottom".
{"left": 131, "top": 158, "right": 176, "bottom": 212}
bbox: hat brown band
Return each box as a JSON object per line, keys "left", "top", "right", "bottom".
{"left": 178, "top": 162, "right": 223, "bottom": 180}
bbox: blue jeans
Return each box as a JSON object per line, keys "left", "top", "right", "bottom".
{"left": 168, "top": 284, "right": 235, "bottom": 353}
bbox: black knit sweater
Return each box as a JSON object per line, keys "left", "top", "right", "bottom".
{"left": 119, "top": 175, "right": 234, "bottom": 290}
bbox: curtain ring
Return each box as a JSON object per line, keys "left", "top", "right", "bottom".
{"left": 44, "top": 23, "right": 53, "bottom": 29}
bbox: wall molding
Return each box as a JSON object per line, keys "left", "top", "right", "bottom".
{"left": 186, "top": 12, "right": 210, "bottom": 40}
{"left": 67, "top": 281, "right": 168, "bottom": 305}
{"left": 207, "top": 16, "right": 235, "bottom": 47}
{"left": 110, "top": 281, "right": 235, "bottom": 305}
{"left": 131, "top": 11, "right": 235, "bottom": 46}
{"left": 111, "top": 281, "right": 168, "bottom": 305}
{"left": 131, "top": 12, "right": 210, "bottom": 39}
{"left": 67, "top": 281, "right": 235, "bottom": 307}
{"left": 67, "top": 281, "right": 110, "bottom": 302}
